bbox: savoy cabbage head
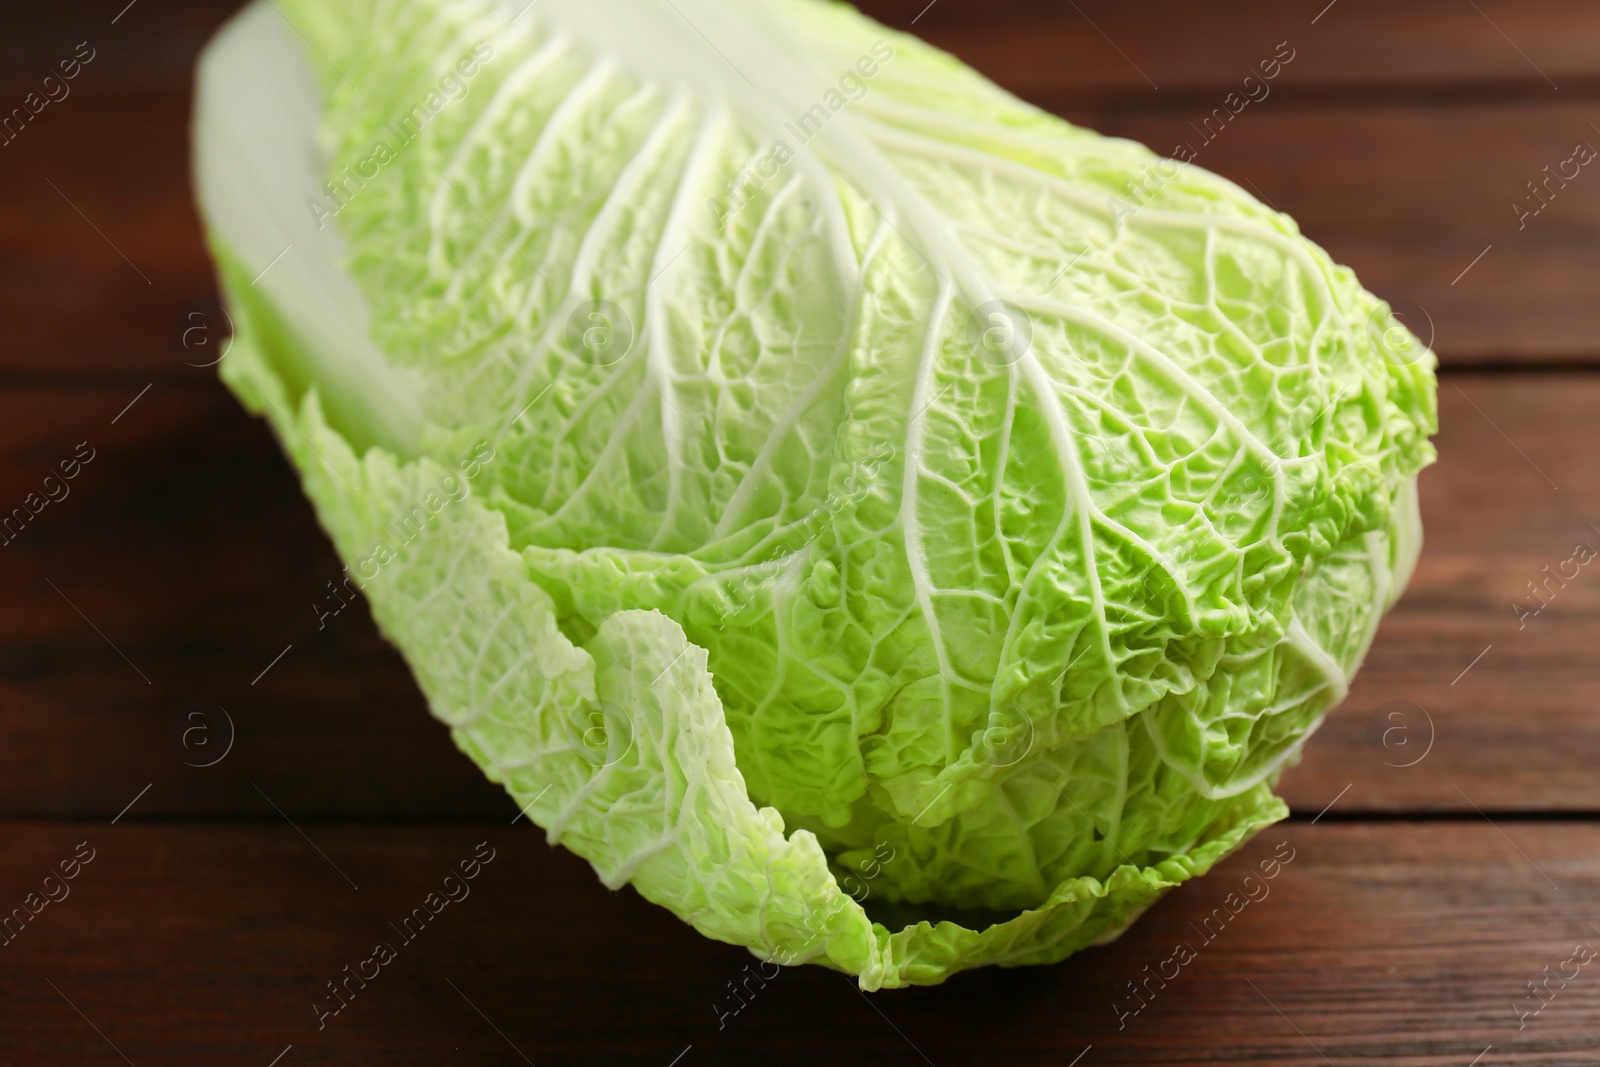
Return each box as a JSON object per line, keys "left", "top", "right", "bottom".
{"left": 194, "top": 0, "right": 1437, "bottom": 988}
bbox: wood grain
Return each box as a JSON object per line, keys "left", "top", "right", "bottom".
{"left": 0, "top": 822, "right": 1591, "bottom": 1065}
{"left": 856, "top": 0, "right": 1600, "bottom": 106}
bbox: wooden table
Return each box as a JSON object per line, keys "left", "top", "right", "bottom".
{"left": 4, "top": 2, "right": 1597, "bottom": 1063}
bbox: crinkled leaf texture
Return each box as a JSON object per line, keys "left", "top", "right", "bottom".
{"left": 194, "top": 0, "right": 1437, "bottom": 988}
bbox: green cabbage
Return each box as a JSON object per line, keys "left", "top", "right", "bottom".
{"left": 194, "top": 0, "right": 1437, "bottom": 988}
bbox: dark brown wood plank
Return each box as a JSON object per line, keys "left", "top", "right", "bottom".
{"left": 855, "top": 0, "right": 1600, "bottom": 105}
{"left": 0, "top": 373, "right": 1590, "bottom": 820}
{"left": 0, "top": 87, "right": 215, "bottom": 378}
{"left": 0, "top": 382, "right": 507, "bottom": 821}
{"left": 0, "top": 1, "right": 239, "bottom": 87}
{"left": 0, "top": 821, "right": 1590, "bottom": 1065}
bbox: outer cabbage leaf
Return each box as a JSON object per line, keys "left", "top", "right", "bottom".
{"left": 194, "top": 0, "right": 1436, "bottom": 988}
